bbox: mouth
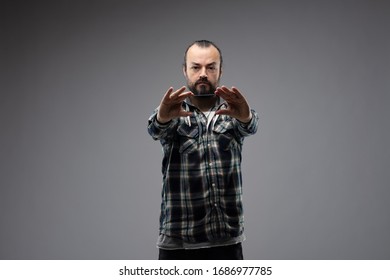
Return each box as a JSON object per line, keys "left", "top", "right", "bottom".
{"left": 195, "top": 84, "right": 215, "bottom": 97}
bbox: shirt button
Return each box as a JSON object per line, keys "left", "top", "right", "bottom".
{"left": 212, "top": 183, "right": 216, "bottom": 187}
{"left": 208, "top": 144, "right": 211, "bottom": 147}
{"left": 214, "top": 203, "right": 218, "bottom": 207}
{"left": 209, "top": 163, "right": 212, "bottom": 166}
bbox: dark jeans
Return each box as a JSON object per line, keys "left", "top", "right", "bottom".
{"left": 158, "top": 243, "right": 243, "bottom": 260}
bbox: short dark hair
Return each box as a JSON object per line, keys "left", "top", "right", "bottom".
{"left": 183, "top": 40, "right": 223, "bottom": 70}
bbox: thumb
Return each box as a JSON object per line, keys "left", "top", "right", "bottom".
{"left": 178, "top": 110, "right": 193, "bottom": 117}
{"left": 215, "top": 109, "right": 231, "bottom": 116}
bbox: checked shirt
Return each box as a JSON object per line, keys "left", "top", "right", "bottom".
{"left": 148, "top": 99, "right": 259, "bottom": 244}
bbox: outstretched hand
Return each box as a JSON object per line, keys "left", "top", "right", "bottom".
{"left": 215, "top": 86, "right": 252, "bottom": 123}
{"left": 157, "top": 86, "right": 193, "bottom": 124}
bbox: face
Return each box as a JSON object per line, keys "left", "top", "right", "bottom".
{"left": 183, "top": 44, "right": 222, "bottom": 97}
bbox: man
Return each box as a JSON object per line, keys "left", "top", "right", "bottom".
{"left": 148, "top": 40, "right": 259, "bottom": 260}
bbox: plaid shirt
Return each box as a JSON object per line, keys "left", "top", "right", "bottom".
{"left": 148, "top": 99, "right": 259, "bottom": 244}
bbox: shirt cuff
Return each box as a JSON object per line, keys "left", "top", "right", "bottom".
{"left": 155, "top": 117, "right": 172, "bottom": 128}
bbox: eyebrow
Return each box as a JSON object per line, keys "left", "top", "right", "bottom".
{"left": 190, "top": 62, "right": 217, "bottom": 66}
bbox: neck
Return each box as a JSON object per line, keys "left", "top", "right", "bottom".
{"left": 189, "top": 95, "right": 219, "bottom": 111}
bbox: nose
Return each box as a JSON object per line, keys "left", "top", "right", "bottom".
{"left": 199, "top": 67, "right": 207, "bottom": 79}
{"left": 199, "top": 75, "right": 207, "bottom": 81}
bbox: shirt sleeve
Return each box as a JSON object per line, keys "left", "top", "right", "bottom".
{"left": 147, "top": 108, "right": 178, "bottom": 141}
{"left": 235, "top": 109, "right": 259, "bottom": 137}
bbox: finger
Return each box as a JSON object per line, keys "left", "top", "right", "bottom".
{"left": 231, "top": 86, "right": 245, "bottom": 100}
{"left": 178, "top": 110, "right": 193, "bottom": 118}
{"left": 215, "top": 85, "right": 230, "bottom": 94}
{"left": 215, "top": 108, "right": 232, "bottom": 116}
{"left": 161, "top": 87, "right": 174, "bottom": 103}
{"left": 223, "top": 86, "right": 242, "bottom": 100}
{"left": 169, "top": 86, "right": 187, "bottom": 99}
{"left": 215, "top": 86, "right": 237, "bottom": 102}
{"left": 169, "top": 91, "right": 192, "bottom": 105}
{"left": 220, "top": 85, "right": 234, "bottom": 94}
{"left": 215, "top": 86, "right": 230, "bottom": 97}
{"left": 177, "top": 91, "right": 193, "bottom": 99}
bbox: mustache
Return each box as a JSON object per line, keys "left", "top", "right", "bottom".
{"left": 195, "top": 77, "right": 211, "bottom": 86}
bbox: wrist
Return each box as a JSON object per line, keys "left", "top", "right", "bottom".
{"left": 156, "top": 115, "right": 172, "bottom": 125}
{"left": 237, "top": 112, "right": 252, "bottom": 124}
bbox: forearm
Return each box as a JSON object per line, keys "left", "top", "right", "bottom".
{"left": 235, "top": 109, "right": 259, "bottom": 137}
{"left": 147, "top": 109, "right": 178, "bottom": 141}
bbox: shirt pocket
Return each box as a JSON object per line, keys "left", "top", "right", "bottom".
{"left": 212, "top": 122, "right": 240, "bottom": 151}
{"left": 177, "top": 124, "right": 199, "bottom": 154}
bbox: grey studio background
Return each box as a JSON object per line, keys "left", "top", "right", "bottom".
{"left": 1, "top": 0, "right": 389, "bottom": 259}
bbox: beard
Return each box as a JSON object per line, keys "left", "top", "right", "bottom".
{"left": 188, "top": 78, "right": 218, "bottom": 97}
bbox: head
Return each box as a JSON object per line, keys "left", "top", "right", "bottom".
{"left": 183, "top": 40, "right": 223, "bottom": 97}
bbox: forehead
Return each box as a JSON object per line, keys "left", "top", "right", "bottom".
{"left": 186, "top": 45, "right": 220, "bottom": 65}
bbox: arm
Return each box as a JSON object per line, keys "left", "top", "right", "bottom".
{"left": 147, "top": 86, "right": 193, "bottom": 141}
{"left": 147, "top": 109, "right": 177, "bottom": 141}
{"left": 215, "top": 86, "right": 259, "bottom": 136}
{"left": 235, "top": 108, "right": 259, "bottom": 137}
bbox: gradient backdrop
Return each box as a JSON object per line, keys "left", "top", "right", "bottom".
{"left": 1, "top": 0, "right": 389, "bottom": 259}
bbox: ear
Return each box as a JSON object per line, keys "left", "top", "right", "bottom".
{"left": 183, "top": 65, "right": 187, "bottom": 78}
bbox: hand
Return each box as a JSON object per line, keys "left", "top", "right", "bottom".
{"left": 157, "top": 86, "right": 193, "bottom": 123}
{"left": 215, "top": 86, "right": 252, "bottom": 123}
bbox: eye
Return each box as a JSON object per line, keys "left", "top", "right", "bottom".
{"left": 191, "top": 66, "right": 200, "bottom": 71}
